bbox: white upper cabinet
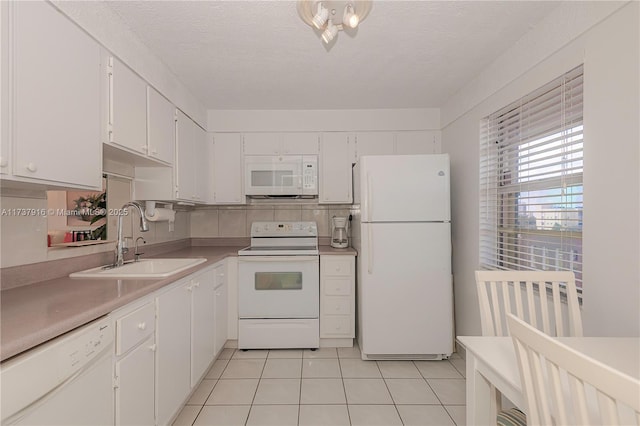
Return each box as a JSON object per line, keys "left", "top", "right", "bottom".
{"left": 175, "top": 110, "right": 196, "bottom": 201}
{"left": 108, "top": 57, "right": 147, "bottom": 155}
{"left": 212, "top": 133, "right": 244, "bottom": 204}
{"left": 396, "top": 131, "right": 440, "bottom": 154}
{"left": 175, "top": 111, "right": 208, "bottom": 203}
{"left": 320, "top": 133, "right": 352, "bottom": 204}
{"left": 193, "top": 124, "right": 209, "bottom": 203}
{"left": 1, "top": 2, "right": 9, "bottom": 176}
{"left": 243, "top": 132, "right": 319, "bottom": 156}
{"left": 354, "top": 132, "right": 395, "bottom": 159}
{"left": 147, "top": 86, "right": 175, "bottom": 164}
{"left": 281, "top": 132, "right": 320, "bottom": 155}
{"left": 3, "top": 1, "right": 102, "bottom": 189}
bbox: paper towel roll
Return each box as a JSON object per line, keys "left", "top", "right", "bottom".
{"left": 145, "top": 207, "right": 175, "bottom": 222}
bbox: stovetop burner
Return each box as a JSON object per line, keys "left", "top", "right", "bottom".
{"left": 238, "top": 221, "right": 318, "bottom": 256}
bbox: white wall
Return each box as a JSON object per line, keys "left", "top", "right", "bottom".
{"left": 208, "top": 108, "right": 440, "bottom": 132}
{"left": 442, "top": 2, "right": 639, "bottom": 337}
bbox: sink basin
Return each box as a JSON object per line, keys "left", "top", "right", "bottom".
{"left": 70, "top": 258, "right": 207, "bottom": 279}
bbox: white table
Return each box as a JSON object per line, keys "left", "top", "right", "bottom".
{"left": 457, "top": 336, "right": 640, "bottom": 426}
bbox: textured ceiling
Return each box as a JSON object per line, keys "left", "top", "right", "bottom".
{"left": 104, "top": 1, "right": 561, "bottom": 110}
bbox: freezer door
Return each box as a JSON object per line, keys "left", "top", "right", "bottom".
{"left": 359, "top": 222, "right": 453, "bottom": 356}
{"left": 360, "top": 154, "right": 450, "bottom": 222}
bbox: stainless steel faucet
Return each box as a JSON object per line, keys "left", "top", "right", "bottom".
{"left": 115, "top": 201, "right": 149, "bottom": 267}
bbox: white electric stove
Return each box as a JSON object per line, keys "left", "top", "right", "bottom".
{"left": 237, "top": 222, "right": 320, "bottom": 349}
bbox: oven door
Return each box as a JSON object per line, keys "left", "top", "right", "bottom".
{"left": 238, "top": 256, "right": 319, "bottom": 318}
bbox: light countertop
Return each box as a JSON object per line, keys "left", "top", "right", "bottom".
{"left": 1, "top": 245, "right": 356, "bottom": 361}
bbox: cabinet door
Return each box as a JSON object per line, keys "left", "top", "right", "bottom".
{"left": 320, "top": 133, "right": 352, "bottom": 204}
{"left": 11, "top": 1, "right": 101, "bottom": 188}
{"left": 213, "top": 263, "right": 228, "bottom": 356}
{"left": 193, "top": 124, "right": 209, "bottom": 203}
{"left": 243, "top": 133, "right": 280, "bottom": 155}
{"left": 395, "top": 131, "right": 440, "bottom": 154}
{"left": 156, "top": 282, "right": 191, "bottom": 426}
{"left": 115, "top": 335, "right": 155, "bottom": 426}
{"left": 110, "top": 57, "right": 147, "bottom": 155}
{"left": 281, "top": 132, "right": 319, "bottom": 155}
{"left": 212, "top": 133, "right": 244, "bottom": 204}
{"left": 191, "top": 269, "right": 216, "bottom": 387}
{"left": 147, "top": 86, "right": 175, "bottom": 164}
{"left": 1, "top": 2, "right": 9, "bottom": 175}
{"left": 175, "top": 110, "right": 195, "bottom": 201}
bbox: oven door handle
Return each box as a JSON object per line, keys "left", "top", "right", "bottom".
{"left": 238, "top": 256, "right": 319, "bottom": 262}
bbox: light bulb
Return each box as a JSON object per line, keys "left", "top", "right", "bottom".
{"left": 312, "top": 3, "right": 329, "bottom": 29}
{"left": 321, "top": 20, "right": 338, "bottom": 43}
{"left": 343, "top": 4, "right": 360, "bottom": 28}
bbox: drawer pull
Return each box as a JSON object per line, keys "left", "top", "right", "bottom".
{"left": 148, "top": 344, "right": 157, "bottom": 352}
{"left": 137, "top": 322, "right": 146, "bottom": 330}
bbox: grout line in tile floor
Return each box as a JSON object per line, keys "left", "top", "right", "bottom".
{"left": 175, "top": 346, "right": 467, "bottom": 426}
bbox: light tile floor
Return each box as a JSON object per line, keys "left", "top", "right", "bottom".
{"left": 173, "top": 344, "right": 466, "bottom": 426}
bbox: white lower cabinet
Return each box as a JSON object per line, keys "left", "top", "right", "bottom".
{"left": 320, "top": 255, "right": 356, "bottom": 344}
{"left": 156, "top": 278, "right": 192, "bottom": 426}
{"left": 156, "top": 261, "right": 225, "bottom": 425}
{"left": 113, "top": 301, "right": 156, "bottom": 426}
{"left": 109, "top": 260, "right": 230, "bottom": 426}
{"left": 115, "top": 335, "right": 155, "bottom": 426}
{"left": 190, "top": 268, "right": 216, "bottom": 387}
{"left": 213, "top": 262, "right": 228, "bottom": 356}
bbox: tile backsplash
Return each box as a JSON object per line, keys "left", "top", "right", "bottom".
{"left": 190, "top": 203, "right": 355, "bottom": 238}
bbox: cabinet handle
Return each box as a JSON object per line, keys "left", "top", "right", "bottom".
{"left": 26, "top": 163, "right": 37, "bottom": 173}
{"left": 148, "top": 344, "right": 157, "bottom": 352}
{"left": 141, "top": 146, "right": 148, "bottom": 152}
{"left": 186, "top": 284, "right": 193, "bottom": 292}
{"left": 137, "top": 322, "right": 146, "bottom": 330}
{"left": 0, "top": 157, "right": 7, "bottom": 167}
{"left": 193, "top": 281, "right": 200, "bottom": 288}
{"left": 151, "top": 149, "right": 158, "bottom": 155}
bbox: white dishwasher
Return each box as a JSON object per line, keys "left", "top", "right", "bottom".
{"left": 1, "top": 317, "right": 114, "bottom": 426}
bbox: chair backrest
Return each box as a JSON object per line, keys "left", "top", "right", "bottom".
{"left": 507, "top": 314, "right": 640, "bottom": 426}
{"left": 475, "top": 270, "right": 582, "bottom": 337}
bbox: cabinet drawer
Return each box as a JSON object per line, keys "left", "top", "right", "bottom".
{"left": 322, "top": 297, "right": 351, "bottom": 315}
{"left": 320, "top": 316, "right": 352, "bottom": 337}
{"left": 321, "top": 259, "right": 353, "bottom": 276}
{"left": 323, "top": 278, "right": 352, "bottom": 296}
{"left": 116, "top": 302, "right": 155, "bottom": 355}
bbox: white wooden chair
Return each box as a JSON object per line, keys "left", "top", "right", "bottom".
{"left": 507, "top": 313, "right": 640, "bottom": 425}
{"left": 475, "top": 270, "right": 582, "bottom": 337}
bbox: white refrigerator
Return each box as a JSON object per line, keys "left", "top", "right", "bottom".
{"left": 356, "top": 154, "right": 453, "bottom": 360}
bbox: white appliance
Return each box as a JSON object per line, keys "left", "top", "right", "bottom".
{"left": 238, "top": 222, "right": 320, "bottom": 349}
{"left": 330, "top": 216, "right": 350, "bottom": 249}
{"left": 355, "top": 154, "right": 453, "bottom": 360}
{"left": 244, "top": 155, "right": 318, "bottom": 197}
{"left": 1, "top": 317, "right": 114, "bottom": 425}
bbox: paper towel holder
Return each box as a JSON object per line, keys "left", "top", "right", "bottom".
{"left": 145, "top": 201, "right": 173, "bottom": 217}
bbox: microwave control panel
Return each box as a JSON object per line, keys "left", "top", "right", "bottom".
{"left": 302, "top": 156, "right": 317, "bottom": 191}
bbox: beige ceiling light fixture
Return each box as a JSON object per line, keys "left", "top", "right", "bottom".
{"left": 297, "top": 0, "right": 372, "bottom": 45}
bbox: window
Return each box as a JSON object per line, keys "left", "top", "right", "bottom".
{"left": 480, "top": 65, "right": 584, "bottom": 287}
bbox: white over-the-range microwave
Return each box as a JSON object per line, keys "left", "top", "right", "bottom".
{"left": 244, "top": 155, "right": 318, "bottom": 197}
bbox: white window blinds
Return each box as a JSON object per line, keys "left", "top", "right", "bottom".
{"left": 479, "top": 65, "right": 584, "bottom": 287}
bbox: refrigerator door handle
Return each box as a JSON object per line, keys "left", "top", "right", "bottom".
{"left": 367, "top": 172, "right": 372, "bottom": 222}
{"left": 367, "top": 225, "right": 373, "bottom": 274}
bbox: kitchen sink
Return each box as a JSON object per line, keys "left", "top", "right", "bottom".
{"left": 69, "top": 258, "right": 207, "bottom": 279}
